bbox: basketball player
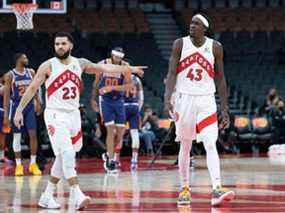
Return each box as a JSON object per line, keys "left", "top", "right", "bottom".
{"left": 0, "top": 74, "right": 7, "bottom": 163}
{"left": 3, "top": 53, "right": 42, "bottom": 176}
{"left": 164, "top": 14, "right": 235, "bottom": 206}
{"left": 97, "top": 47, "right": 132, "bottom": 173}
{"left": 13, "top": 32, "right": 144, "bottom": 210}
{"left": 124, "top": 74, "right": 143, "bottom": 170}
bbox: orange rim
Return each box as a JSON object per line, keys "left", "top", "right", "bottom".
{"left": 12, "top": 3, "right": 38, "bottom": 13}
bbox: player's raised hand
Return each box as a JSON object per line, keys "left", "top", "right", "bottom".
{"left": 219, "top": 109, "right": 230, "bottom": 130}
{"left": 13, "top": 110, "right": 24, "bottom": 129}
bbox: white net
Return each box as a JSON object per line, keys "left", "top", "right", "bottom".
{"left": 12, "top": 4, "right": 37, "bottom": 31}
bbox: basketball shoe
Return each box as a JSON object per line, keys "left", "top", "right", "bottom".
{"left": 29, "top": 163, "right": 42, "bottom": 175}
{"left": 130, "top": 160, "right": 138, "bottom": 171}
{"left": 211, "top": 186, "right": 235, "bottom": 206}
{"left": 38, "top": 192, "right": 61, "bottom": 209}
{"left": 69, "top": 187, "right": 91, "bottom": 210}
{"left": 177, "top": 186, "right": 191, "bottom": 205}
{"left": 102, "top": 153, "right": 118, "bottom": 174}
{"left": 15, "top": 164, "right": 24, "bottom": 176}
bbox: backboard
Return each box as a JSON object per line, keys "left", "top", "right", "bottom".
{"left": 0, "top": 0, "right": 67, "bottom": 14}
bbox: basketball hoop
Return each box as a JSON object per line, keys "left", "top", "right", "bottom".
{"left": 12, "top": 3, "right": 38, "bottom": 31}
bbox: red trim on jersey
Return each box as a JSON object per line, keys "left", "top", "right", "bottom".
{"left": 71, "top": 130, "right": 82, "bottom": 145}
{"left": 196, "top": 112, "right": 217, "bottom": 133}
{"left": 47, "top": 69, "right": 81, "bottom": 98}
{"left": 177, "top": 52, "right": 215, "bottom": 78}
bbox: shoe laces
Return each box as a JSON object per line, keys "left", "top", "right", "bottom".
{"left": 180, "top": 187, "right": 190, "bottom": 196}
{"left": 215, "top": 186, "right": 229, "bottom": 193}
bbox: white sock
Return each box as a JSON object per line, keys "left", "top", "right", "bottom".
{"left": 132, "top": 150, "right": 138, "bottom": 162}
{"left": 114, "top": 152, "right": 120, "bottom": 162}
{"left": 30, "top": 155, "right": 36, "bottom": 164}
{"left": 15, "top": 158, "right": 22, "bottom": 166}
{"left": 178, "top": 140, "right": 192, "bottom": 188}
{"left": 44, "top": 181, "right": 56, "bottom": 195}
{"left": 0, "top": 150, "right": 4, "bottom": 159}
{"left": 204, "top": 142, "right": 221, "bottom": 189}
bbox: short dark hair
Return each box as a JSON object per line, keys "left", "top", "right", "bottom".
{"left": 54, "top": 32, "right": 74, "bottom": 44}
{"left": 14, "top": 52, "right": 25, "bottom": 64}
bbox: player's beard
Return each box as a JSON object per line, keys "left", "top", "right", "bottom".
{"left": 55, "top": 49, "right": 71, "bottom": 60}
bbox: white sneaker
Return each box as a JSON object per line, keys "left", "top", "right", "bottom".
{"left": 75, "top": 195, "right": 91, "bottom": 210}
{"left": 69, "top": 190, "right": 91, "bottom": 210}
{"left": 38, "top": 193, "right": 60, "bottom": 209}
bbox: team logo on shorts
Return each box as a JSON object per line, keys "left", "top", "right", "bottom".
{"left": 47, "top": 125, "right": 55, "bottom": 136}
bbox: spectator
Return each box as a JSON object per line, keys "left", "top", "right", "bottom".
{"left": 140, "top": 106, "right": 156, "bottom": 155}
{"left": 263, "top": 88, "right": 282, "bottom": 116}
{"left": 140, "top": 105, "right": 168, "bottom": 155}
{"left": 272, "top": 100, "right": 285, "bottom": 139}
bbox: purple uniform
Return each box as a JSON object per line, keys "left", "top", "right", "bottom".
{"left": 98, "top": 59, "right": 126, "bottom": 126}
{"left": 125, "top": 75, "right": 142, "bottom": 129}
{"left": 10, "top": 68, "right": 37, "bottom": 133}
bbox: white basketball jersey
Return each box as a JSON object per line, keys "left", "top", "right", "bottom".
{"left": 176, "top": 36, "right": 216, "bottom": 95}
{"left": 45, "top": 57, "right": 82, "bottom": 110}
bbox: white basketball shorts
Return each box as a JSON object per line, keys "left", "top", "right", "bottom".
{"left": 44, "top": 108, "right": 83, "bottom": 155}
{"left": 173, "top": 93, "right": 218, "bottom": 143}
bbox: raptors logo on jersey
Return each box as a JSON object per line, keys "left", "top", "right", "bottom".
{"left": 176, "top": 36, "right": 215, "bottom": 95}
{"left": 45, "top": 57, "right": 82, "bottom": 110}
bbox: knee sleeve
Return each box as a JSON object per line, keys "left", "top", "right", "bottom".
{"left": 62, "top": 150, "right": 77, "bottom": 179}
{"left": 13, "top": 133, "right": 22, "bottom": 152}
{"left": 51, "top": 155, "right": 63, "bottom": 179}
{"left": 130, "top": 129, "right": 140, "bottom": 149}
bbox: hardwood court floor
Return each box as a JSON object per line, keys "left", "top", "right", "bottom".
{"left": 0, "top": 154, "right": 285, "bottom": 212}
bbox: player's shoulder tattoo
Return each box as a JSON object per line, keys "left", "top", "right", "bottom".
{"left": 78, "top": 58, "right": 92, "bottom": 68}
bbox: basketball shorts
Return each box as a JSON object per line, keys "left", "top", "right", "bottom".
{"left": 11, "top": 103, "right": 37, "bottom": 133}
{"left": 44, "top": 108, "right": 82, "bottom": 156}
{"left": 125, "top": 104, "right": 140, "bottom": 129}
{"left": 173, "top": 93, "right": 218, "bottom": 143}
{"left": 99, "top": 97, "right": 126, "bottom": 127}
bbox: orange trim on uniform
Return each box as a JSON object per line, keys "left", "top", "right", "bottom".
{"left": 196, "top": 112, "right": 217, "bottom": 133}
{"left": 71, "top": 130, "right": 82, "bottom": 145}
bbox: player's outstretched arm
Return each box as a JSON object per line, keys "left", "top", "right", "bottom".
{"left": 163, "top": 38, "right": 182, "bottom": 116}
{"left": 16, "top": 62, "right": 49, "bottom": 113}
{"left": 79, "top": 58, "right": 146, "bottom": 75}
{"left": 213, "top": 40, "right": 230, "bottom": 129}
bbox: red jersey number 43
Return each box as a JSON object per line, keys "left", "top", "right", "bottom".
{"left": 187, "top": 68, "right": 203, "bottom": 81}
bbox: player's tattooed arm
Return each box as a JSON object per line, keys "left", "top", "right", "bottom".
{"left": 79, "top": 58, "right": 145, "bottom": 75}
{"left": 163, "top": 38, "right": 182, "bottom": 115}
{"left": 213, "top": 40, "right": 230, "bottom": 129}
{"left": 90, "top": 73, "right": 101, "bottom": 112}
{"left": 16, "top": 61, "right": 49, "bottom": 113}
{"left": 3, "top": 72, "right": 12, "bottom": 120}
